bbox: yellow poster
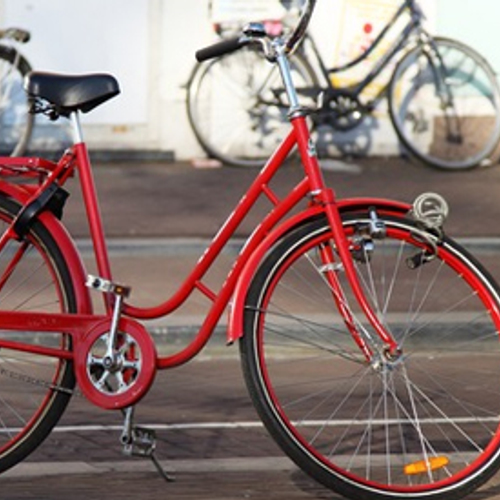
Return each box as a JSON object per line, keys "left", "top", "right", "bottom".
{"left": 330, "top": 0, "right": 407, "bottom": 95}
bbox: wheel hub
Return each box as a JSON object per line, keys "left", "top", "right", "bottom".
{"left": 371, "top": 347, "right": 405, "bottom": 372}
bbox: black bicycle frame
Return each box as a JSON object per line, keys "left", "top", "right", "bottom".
{"left": 302, "top": 0, "right": 426, "bottom": 107}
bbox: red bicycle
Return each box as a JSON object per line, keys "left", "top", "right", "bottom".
{"left": 0, "top": 2, "right": 500, "bottom": 499}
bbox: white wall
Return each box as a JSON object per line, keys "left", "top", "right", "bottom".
{"left": 436, "top": 0, "right": 500, "bottom": 72}
{"left": 1, "top": 0, "right": 498, "bottom": 159}
{"left": 156, "top": 0, "right": 213, "bottom": 159}
{"left": 3, "top": 0, "right": 162, "bottom": 151}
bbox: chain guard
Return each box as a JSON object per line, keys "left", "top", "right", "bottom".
{"left": 74, "top": 318, "right": 157, "bottom": 410}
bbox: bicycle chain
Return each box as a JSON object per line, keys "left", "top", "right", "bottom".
{"left": 0, "top": 366, "right": 80, "bottom": 397}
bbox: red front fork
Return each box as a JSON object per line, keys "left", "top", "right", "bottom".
{"left": 293, "top": 116, "right": 400, "bottom": 358}
{"left": 318, "top": 243, "right": 373, "bottom": 362}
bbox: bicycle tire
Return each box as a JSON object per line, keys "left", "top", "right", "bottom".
{"left": 0, "top": 45, "right": 34, "bottom": 156}
{"left": 0, "top": 195, "right": 76, "bottom": 473}
{"left": 388, "top": 37, "right": 500, "bottom": 170}
{"left": 186, "top": 46, "right": 317, "bottom": 168}
{"left": 240, "top": 213, "right": 500, "bottom": 500}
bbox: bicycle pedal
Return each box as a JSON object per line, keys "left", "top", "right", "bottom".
{"left": 123, "top": 426, "right": 156, "bottom": 457}
{"left": 122, "top": 426, "right": 175, "bottom": 482}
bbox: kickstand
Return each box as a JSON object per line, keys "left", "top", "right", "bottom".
{"left": 150, "top": 449, "right": 175, "bottom": 482}
{"left": 120, "top": 407, "right": 175, "bottom": 482}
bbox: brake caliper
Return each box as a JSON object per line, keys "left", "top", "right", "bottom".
{"left": 351, "top": 207, "right": 386, "bottom": 263}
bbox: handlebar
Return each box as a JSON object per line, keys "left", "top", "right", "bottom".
{"left": 196, "top": 36, "right": 247, "bottom": 62}
{"left": 195, "top": 0, "right": 316, "bottom": 62}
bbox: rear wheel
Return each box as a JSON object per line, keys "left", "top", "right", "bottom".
{"left": 0, "top": 195, "right": 76, "bottom": 472}
{"left": 241, "top": 213, "right": 500, "bottom": 499}
{"left": 389, "top": 37, "right": 500, "bottom": 170}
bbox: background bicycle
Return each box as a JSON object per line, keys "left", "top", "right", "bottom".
{"left": 0, "top": 27, "right": 33, "bottom": 156}
{"left": 186, "top": 0, "right": 500, "bottom": 170}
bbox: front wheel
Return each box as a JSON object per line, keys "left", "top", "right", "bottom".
{"left": 389, "top": 37, "right": 500, "bottom": 170}
{"left": 241, "top": 213, "right": 500, "bottom": 500}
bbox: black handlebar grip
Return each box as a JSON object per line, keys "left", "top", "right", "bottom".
{"left": 195, "top": 37, "right": 246, "bottom": 62}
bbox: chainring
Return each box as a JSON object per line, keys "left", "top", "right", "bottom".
{"left": 74, "top": 318, "right": 157, "bottom": 410}
{"left": 314, "top": 89, "right": 366, "bottom": 131}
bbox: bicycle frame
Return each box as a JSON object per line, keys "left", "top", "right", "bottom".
{"left": 0, "top": 23, "right": 410, "bottom": 410}
{"left": 0, "top": 116, "right": 406, "bottom": 359}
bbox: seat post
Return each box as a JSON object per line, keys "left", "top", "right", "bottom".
{"left": 70, "top": 111, "right": 84, "bottom": 144}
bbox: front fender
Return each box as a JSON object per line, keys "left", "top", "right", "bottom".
{"left": 227, "top": 197, "right": 411, "bottom": 344}
{"left": 0, "top": 180, "right": 92, "bottom": 314}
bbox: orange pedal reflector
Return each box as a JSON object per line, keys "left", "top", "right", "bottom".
{"left": 404, "top": 456, "right": 450, "bottom": 475}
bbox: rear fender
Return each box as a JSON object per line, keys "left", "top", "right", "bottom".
{"left": 0, "top": 180, "right": 92, "bottom": 314}
{"left": 227, "top": 197, "right": 411, "bottom": 344}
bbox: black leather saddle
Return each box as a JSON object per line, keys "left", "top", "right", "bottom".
{"left": 25, "top": 71, "right": 120, "bottom": 116}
